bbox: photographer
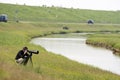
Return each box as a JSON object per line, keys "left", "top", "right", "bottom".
{"left": 15, "top": 47, "right": 32, "bottom": 65}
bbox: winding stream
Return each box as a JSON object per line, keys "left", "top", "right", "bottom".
{"left": 30, "top": 33, "right": 120, "bottom": 75}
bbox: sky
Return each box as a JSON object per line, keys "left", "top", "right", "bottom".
{"left": 0, "top": 0, "right": 120, "bottom": 11}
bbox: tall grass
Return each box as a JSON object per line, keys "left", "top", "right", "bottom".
{"left": 86, "top": 33, "right": 120, "bottom": 53}
{"left": 0, "top": 22, "right": 120, "bottom": 80}
{"left": 0, "top": 3, "right": 120, "bottom": 80}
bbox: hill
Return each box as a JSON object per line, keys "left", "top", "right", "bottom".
{"left": 0, "top": 3, "right": 120, "bottom": 23}
{"left": 0, "top": 3, "right": 120, "bottom": 80}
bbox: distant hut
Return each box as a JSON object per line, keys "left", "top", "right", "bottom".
{"left": 0, "top": 14, "right": 8, "bottom": 22}
{"left": 87, "top": 19, "right": 94, "bottom": 24}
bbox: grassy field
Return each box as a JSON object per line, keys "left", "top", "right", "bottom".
{"left": 0, "top": 22, "right": 120, "bottom": 80}
{"left": 0, "top": 3, "right": 120, "bottom": 23}
{"left": 0, "top": 3, "right": 120, "bottom": 80}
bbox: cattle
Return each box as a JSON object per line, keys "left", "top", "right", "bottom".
{"left": 63, "top": 26, "right": 69, "bottom": 30}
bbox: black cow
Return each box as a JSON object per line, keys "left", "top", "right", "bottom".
{"left": 63, "top": 26, "right": 69, "bottom": 30}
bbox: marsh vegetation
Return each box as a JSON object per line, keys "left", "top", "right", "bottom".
{"left": 0, "top": 3, "right": 120, "bottom": 80}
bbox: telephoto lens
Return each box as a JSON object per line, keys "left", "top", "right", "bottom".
{"left": 28, "top": 50, "right": 39, "bottom": 54}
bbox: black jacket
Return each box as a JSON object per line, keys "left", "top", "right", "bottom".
{"left": 15, "top": 50, "right": 29, "bottom": 60}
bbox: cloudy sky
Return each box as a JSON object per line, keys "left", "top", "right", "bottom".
{"left": 0, "top": 0, "right": 119, "bottom": 11}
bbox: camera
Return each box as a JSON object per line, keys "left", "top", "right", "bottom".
{"left": 27, "top": 50, "right": 39, "bottom": 54}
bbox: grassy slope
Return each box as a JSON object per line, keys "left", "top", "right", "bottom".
{"left": 0, "top": 3, "right": 120, "bottom": 23}
{"left": 0, "top": 22, "right": 120, "bottom": 80}
{"left": 0, "top": 3, "right": 120, "bottom": 80}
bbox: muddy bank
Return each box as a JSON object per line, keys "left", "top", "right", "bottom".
{"left": 86, "top": 41, "right": 120, "bottom": 55}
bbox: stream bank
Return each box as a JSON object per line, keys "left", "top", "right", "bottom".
{"left": 86, "top": 40, "right": 120, "bottom": 55}
{"left": 31, "top": 33, "right": 120, "bottom": 75}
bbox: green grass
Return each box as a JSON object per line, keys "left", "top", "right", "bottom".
{"left": 86, "top": 33, "right": 120, "bottom": 53}
{"left": 0, "top": 3, "right": 120, "bottom": 80}
{"left": 0, "top": 3, "right": 120, "bottom": 23}
{"left": 0, "top": 22, "right": 120, "bottom": 80}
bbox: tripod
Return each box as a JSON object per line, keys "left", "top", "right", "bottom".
{"left": 23, "top": 53, "right": 33, "bottom": 67}
{"left": 29, "top": 55, "right": 33, "bottom": 67}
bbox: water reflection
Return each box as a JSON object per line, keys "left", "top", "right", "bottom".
{"left": 31, "top": 33, "right": 120, "bottom": 75}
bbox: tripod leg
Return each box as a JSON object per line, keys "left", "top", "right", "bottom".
{"left": 29, "top": 56, "right": 33, "bottom": 67}
{"left": 22, "top": 53, "right": 33, "bottom": 66}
